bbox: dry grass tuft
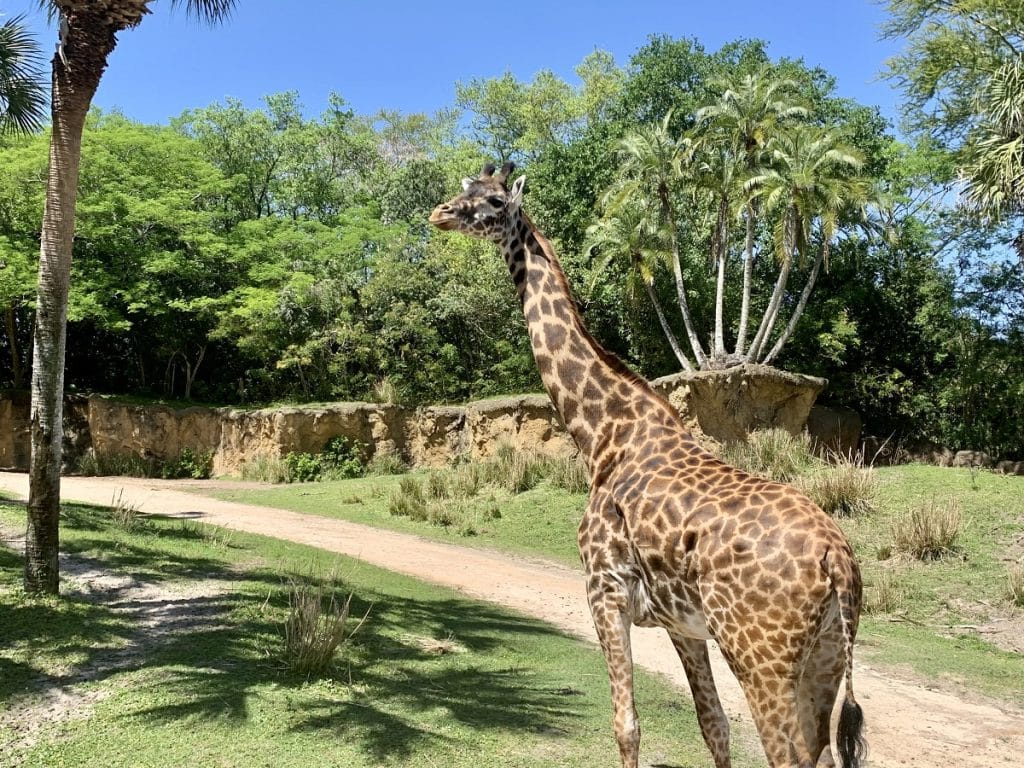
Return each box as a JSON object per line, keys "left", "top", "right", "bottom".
{"left": 722, "top": 428, "right": 817, "bottom": 482}
{"left": 863, "top": 569, "right": 906, "bottom": 615}
{"left": 283, "top": 575, "right": 368, "bottom": 677}
{"left": 796, "top": 454, "right": 879, "bottom": 517}
{"left": 891, "top": 499, "right": 963, "bottom": 561}
{"left": 1006, "top": 564, "right": 1024, "bottom": 608}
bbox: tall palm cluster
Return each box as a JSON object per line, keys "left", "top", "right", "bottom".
{"left": 588, "top": 70, "right": 880, "bottom": 372}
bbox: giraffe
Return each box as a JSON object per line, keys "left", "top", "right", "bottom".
{"left": 429, "top": 162, "right": 866, "bottom": 768}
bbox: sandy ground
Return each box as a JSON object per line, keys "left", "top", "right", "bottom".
{"left": 1, "top": 472, "right": 1021, "bottom": 768}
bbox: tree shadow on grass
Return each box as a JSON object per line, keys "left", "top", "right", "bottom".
{"left": 3, "top": 502, "right": 593, "bottom": 763}
{"left": 132, "top": 581, "right": 586, "bottom": 761}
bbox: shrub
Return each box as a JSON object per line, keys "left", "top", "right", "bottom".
{"left": 388, "top": 476, "right": 428, "bottom": 520}
{"left": 160, "top": 448, "right": 214, "bottom": 480}
{"left": 796, "top": 456, "right": 878, "bottom": 517}
{"left": 319, "top": 436, "right": 365, "bottom": 480}
{"left": 77, "top": 451, "right": 158, "bottom": 478}
{"left": 240, "top": 454, "right": 290, "bottom": 483}
{"left": 365, "top": 453, "right": 408, "bottom": 476}
{"left": 426, "top": 471, "right": 451, "bottom": 500}
{"left": 890, "top": 500, "right": 963, "bottom": 561}
{"left": 283, "top": 451, "right": 324, "bottom": 483}
{"left": 487, "top": 443, "right": 545, "bottom": 493}
{"left": 109, "top": 489, "right": 144, "bottom": 532}
{"left": 282, "top": 575, "right": 368, "bottom": 678}
{"left": 721, "top": 429, "right": 817, "bottom": 482}
{"left": 449, "top": 462, "right": 484, "bottom": 499}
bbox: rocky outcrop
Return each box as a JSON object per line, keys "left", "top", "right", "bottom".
{"left": 650, "top": 364, "right": 826, "bottom": 443}
{"left": 0, "top": 366, "right": 824, "bottom": 476}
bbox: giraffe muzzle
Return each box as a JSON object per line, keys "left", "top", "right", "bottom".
{"left": 428, "top": 205, "right": 458, "bottom": 229}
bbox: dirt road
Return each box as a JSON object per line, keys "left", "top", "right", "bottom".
{"left": 1, "top": 473, "right": 1020, "bottom": 767}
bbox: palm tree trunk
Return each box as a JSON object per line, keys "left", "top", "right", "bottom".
{"left": 712, "top": 197, "right": 728, "bottom": 358}
{"left": 763, "top": 240, "right": 829, "bottom": 365}
{"left": 25, "top": 9, "right": 116, "bottom": 594}
{"left": 734, "top": 204, "right": 756, "bottom": 355}
{"left": 641, "top": 269, "right": 694, "bottom": 372}
{"left": 745, "top": 213, "right": 795, "bottom": 363}
{"left": 660, "top": 183, "right": 707, "bottom": 368}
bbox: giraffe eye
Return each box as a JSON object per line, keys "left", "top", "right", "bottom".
{"left": 487, "top": 196, "right": 505, "bottom": 209}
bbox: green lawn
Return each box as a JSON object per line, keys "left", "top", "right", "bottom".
{"left": 0, "top": 501, "right": 757, "bottom": 768}
{"left": 198, "top": 464, "right": 1024, "bottom": 705}
{"left": 208, "top": 472, "right": 589, "bottom": 566}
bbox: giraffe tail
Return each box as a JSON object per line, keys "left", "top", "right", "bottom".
{"left": 829, "top": 549, "right": 867, "bottom": 768}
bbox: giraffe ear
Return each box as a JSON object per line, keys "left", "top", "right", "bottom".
{"left": 461, "top": 177, "right": 474, "bottom": 191}
{"left": 508, "top": 175, "right": 526, "bottom": 210}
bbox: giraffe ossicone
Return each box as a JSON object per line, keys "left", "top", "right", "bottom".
{"left": 430, "top": 163, "right": 867, "bottom": 768}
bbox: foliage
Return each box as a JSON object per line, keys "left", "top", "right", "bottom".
{"left": 282, "top": 436, "right": 366, "bottom": 483}
{"left": 0, "top": 14, "right": 46, "bottom": 135}
{"left": 160, "top": 448, "right": 214, "bottom": 480}
{"left": 0, "top": 33, "right": 1019, "bottom": 458}
{"left": 884, "top": 0, "right": 1024, "bottom": 221}
{"left": 794, "top": 456, "right": 879, "bottom": 518}
{"left": 721, "top": 428, "right": 818, "bottom": 482}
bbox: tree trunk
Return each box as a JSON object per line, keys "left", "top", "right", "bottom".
{"left": 745, "top": 212, "right": 795, "bottom": 363}
{"left": 762, "top": 239, "right": 829, "bottom": 365}
{"left": 712, "top": 196, "right": 728, "bottom": 358}
{"left": 659, "top": 182, "right": 707, "bottom": 368}
{"left": 734, "top": 204, "right": 756, "bottom": 355}
{"left": 25, "top": 9, "right": 116, "bottom": 594}
{"left": 639, "top": 257, "right": 694, "bottom": 372}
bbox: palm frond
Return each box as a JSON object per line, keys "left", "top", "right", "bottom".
{"left": 0, "top": 15, "right": 47, "bottom": 135}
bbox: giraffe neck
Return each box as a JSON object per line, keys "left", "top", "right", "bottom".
{"left": 501, "top": 213, "right": 677, "bottom": 468}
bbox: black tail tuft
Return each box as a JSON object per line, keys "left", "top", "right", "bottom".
{"left": 837, "top": 697, "right": 867, "bottom": 768}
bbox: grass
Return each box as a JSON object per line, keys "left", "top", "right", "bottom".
{"left": 0, "top": 501, "right": 753, "bottom": 768}
{"left": 197, "top": 462, "right": 1024, "bottom": 705}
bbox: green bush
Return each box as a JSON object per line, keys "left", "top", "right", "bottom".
{"left": 160, "top": 448, "right": 214, "bottom": 479}
{"left": 280, "top": 436, "right": 367, "bottom": 483}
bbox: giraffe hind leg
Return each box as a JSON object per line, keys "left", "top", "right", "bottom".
{"left": 669, "top": 634, "right": 731, "bottom": 768}
{"left": 799, "top": 617, "right": 846, "bottom": 767}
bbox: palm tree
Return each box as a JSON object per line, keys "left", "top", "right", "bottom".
{"left": 613, "top": 112, "right": 708, "bottom": 368}
{"left": 585, "top": 191, "right": 695, "bottom": 371}
{"left": 743, "top": 124, "right": 872, "bottom": 364}
{"left": 0, "top": 14, "right": 47, "bottom": 134}
{"left": 25, "top": 0, "right": 237, "bottom": 594}
{"left": 693, "top": 71, "right": 807, "bottom": 357}
{"left": 961, "top": 56, "right": 1024, "bottom": 224}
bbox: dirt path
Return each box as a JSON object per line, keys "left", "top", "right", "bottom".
{"left": 2, "top": 473, "right": 1021, "bottom": 768}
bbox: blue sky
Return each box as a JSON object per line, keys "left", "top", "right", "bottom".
{"left": 9, "top": 0, "right": 904, "bottom": 127}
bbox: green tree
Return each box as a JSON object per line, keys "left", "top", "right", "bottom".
{"left": 26, "top": 0, "right": 237, "bottom": 594}
{"left": 0, "top": 14, "right": 47, "bottom": 135}
{"left": 884, "top": 0, "right": 1024, "bottom": 223}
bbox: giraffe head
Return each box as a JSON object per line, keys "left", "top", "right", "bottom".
{"left": 429, "top": 162, "right": 526, "bottom": 243}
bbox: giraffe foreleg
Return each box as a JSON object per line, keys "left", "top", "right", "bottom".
{"left": 669, "top": 633, "right": 731, "bottom": 768}
{"left": 588, "top": 576, "right": 641, "bottom": 768}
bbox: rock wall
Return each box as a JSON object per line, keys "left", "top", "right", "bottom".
{"left": 0, "top": 367, "right": 824, "bottom": 475}
{"left": 650, "top": 364, "right": 826, "bottom": 443}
